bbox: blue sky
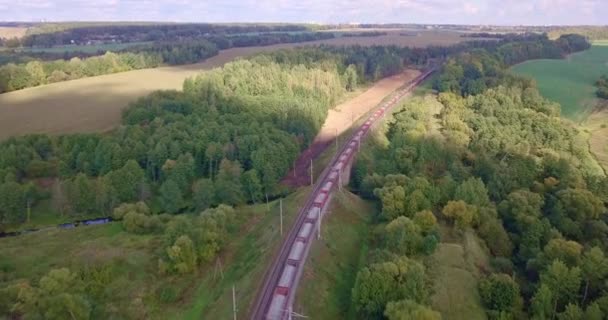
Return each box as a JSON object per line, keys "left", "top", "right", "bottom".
{"left": 1, "top": 0, "right": 606, "bottom": 25}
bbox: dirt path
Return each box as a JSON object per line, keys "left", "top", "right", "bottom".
{"left": 283, "top": 69, "right": 421, "bottom": 186}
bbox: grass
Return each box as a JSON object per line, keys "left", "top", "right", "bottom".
{"left": 427, "top": 225, "right": 489, "bottom": 320}
{"left": 4, "top": 199, "right": 97, "bottom": 233}
{"left": 511, "top": 44, "right": 608, "bottom": 122}
{"left": 582, "top": 107, "right": 608, "bottom": 174}
{"left": 294, "top": 191, "right": 375, "bottom": 319}
{"left": 0, "top": 187, "right": 312, "bottom": 319}
{"left": 173, "top": 187, "right": 311, "bottom": 319}
{"left": 21, "top": 41, "right": 152, "bottom": 54}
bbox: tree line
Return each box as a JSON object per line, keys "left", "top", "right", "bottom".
{"left": 0, "top": 31, "right": 340, "bottom": 93}
{"left": 351, "top": 35, "right": 608, "bottom": 319}
{"left": 434, "top": 34, "right": 589, "bottom": 96}
{"left": 0, "top": 45, "right": 427, "bottom": 229}
{"left": 16, "top": 23, "right": 312, "bottom": 47}
{"left": 0, "top": 40, "right": 216, "bottom": 93}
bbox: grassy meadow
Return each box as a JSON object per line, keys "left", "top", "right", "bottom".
{"left": 428, "top": 227, "right": 488, "bottom": 320}
{"left": 511, "top": 43, "right": 608, "bottom": 121}
{"left": 0, "top": 188, "right": 310, "bottom": 319}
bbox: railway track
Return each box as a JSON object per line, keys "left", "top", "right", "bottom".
{"left": 250, "top": 68, "right": 435, "bottom": 320}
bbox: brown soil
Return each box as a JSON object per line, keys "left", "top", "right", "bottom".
{"left": 283, "top": 69, "right": 421, "bottom": 186}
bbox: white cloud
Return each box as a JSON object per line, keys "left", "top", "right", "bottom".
{"left": 0, "top": 0, "right": 606, "bottom": 25}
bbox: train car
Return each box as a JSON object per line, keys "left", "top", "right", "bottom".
{"left": 313, "top": 192, "right": 328, "bottom": 208}
{"left": 278, "top": 264, "right": 297, "bottom": 288}
{"left": 299, "top": 221, "right": 314, "bottom": 238}
{"left": 267, "top": 294, "right": 287, "bottom": 320}
{"left": 345, "top": 147, "right": 353, "bottom": 155}
{"left": 320, "top": 180, "right": 333, "bottom": 194}
{"left": 287, "top": 240, "right": 306, "bottom": 265}
{"left": 334, "top": 161, "right": 344, "bottom": 172}
{"left": 327, "top": 170, "right": 339, "bottom": 183}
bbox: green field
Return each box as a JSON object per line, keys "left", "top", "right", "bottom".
{"left": 0, "top": 188, "right": 309, "bottom": 319}
{"left": 511, "top": 44, "right": 608, "bottom": 121}
{"left": 22, "top": 41, "right": 151, "bottom": 54}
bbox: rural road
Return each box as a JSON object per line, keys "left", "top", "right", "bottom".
{"left": 250, "top": 68, "right": 435, "bottom": 320}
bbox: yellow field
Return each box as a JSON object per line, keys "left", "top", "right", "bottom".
{"left": 0, "top": 27, "right": 28, "bottom": 39}
{"left": 0, "top": 30, "right": 470, "bottom": 140}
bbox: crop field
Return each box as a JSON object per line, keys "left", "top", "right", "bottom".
{"left": 0, "top": 30, "right": 471, "bottom": 140}
{"left": 22, "top": 41, "right": 152, "bottom": 53}
{"left": 511, "top": 44, "right": 608, "bottom": 121}
{"left": 0, "top": 27, "right": 28, "bottom": 39}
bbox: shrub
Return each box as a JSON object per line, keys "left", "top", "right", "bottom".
{"left": 122, "top": 211, "right": 162, "bottom": 234}
{"left": 479, "top": 273, "right": 520, "bottom": 313}
{"left": 112, "top": 201, "right": 150, "bottom": 220}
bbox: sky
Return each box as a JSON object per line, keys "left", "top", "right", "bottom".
{"left": 1, "top": 0, "right": 607, "bottom": 26}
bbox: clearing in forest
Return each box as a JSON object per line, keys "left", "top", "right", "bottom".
{"left": 428, "top": 226, "right": 489, "bottom": 320}
{"left": 583, "top": 108, "right": 608, "bottom": 173}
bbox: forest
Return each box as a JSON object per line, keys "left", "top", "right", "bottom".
{"left": 350, "top": 34, "right": 608, "bottom": 319}
{"left": 596, "top": 75, "right": 608, "bottom": 100}
{"left": 0, "top": 45, "right": 427, "bottom": 230}
{"left": 0, "top": 31, "right": 336, "bottom": 93}
{"left": 16, "top": 23, "right": 313, "bottom": 47}
{"left": 0, "top": 43, "right": 438, "bottom": 319}
{"left": 0, "top": 33, "right": 603, "bottom": 319}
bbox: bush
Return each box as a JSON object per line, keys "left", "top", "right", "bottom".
{"left": 122, "top": 211, "right": 162, "bottom": 234}
{"left": 158, "top": 284, "right": 179, "bottom": 303}
{"left": 112, "top": 202, "right": 150, "bottom": 220}
{"left": 479, "top": 273, "right": 520, "bottom": 313}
